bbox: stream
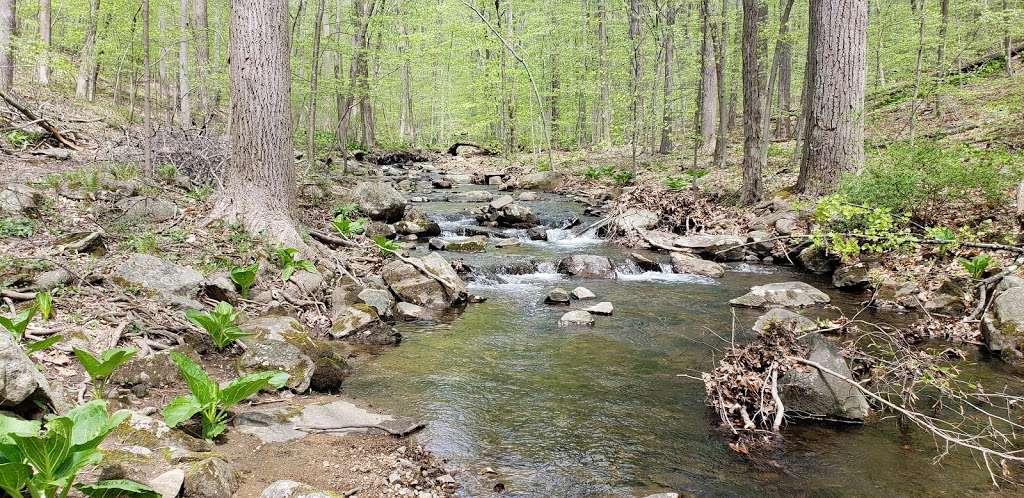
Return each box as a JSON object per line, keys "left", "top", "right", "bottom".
{"left": 345, "top": 183, "right": 1018, "bottom": 497}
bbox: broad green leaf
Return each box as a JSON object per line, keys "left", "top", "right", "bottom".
{"left": 66, "top": 402, "right": 129, "bottom": 451}
{"left": 74, "top": 347, "right": 136, "bottom": 380}
{"left": 170, "top": 352, "right": 218, "bottom": 405}
{"left": 202, "top": 419, "right": 227, "bottom": 440}
{"left": 51, "top": 449, "right": 103, "bottom": 488}
{"left": 35, "top": 291, "right": 53, "bottom": 320}
{"left": 13, "top": 417, "right": 72, "bottom": 481}
{"left": 229, "top": 263, "right": 258, "bottom": 294}
{"left": 220, "top": 371, "right": 287, "bottom": 408}
{"left": 0, "top": 462, "right": 30, "bottom": 497}
{"left": 72, "top": 349, "right": 102, "bottom": 378}
{"left": 0, "top": 305, "right": 37, "bottom": 337}
{"left": 76, "top": 479, "right": 161, "bottom": 498}
{"left": 26, "top": 335, "right": 62, "bottom": 354}
{"left": 281, "top": 265, "right": 295, "bottom": 282}
{"left": 161, "top": 395, "right": 203, "bottom": 429}
{"left": 0, "top": 413, "right": 41, "bottom": 444}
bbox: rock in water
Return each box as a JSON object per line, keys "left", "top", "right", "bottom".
{"left": 383, "top": 253, "right": 468, "bottom": 309}
{"left": 517, "top": 171, "right": 563, "bottom": 191}
{"left": 545, "top": 288, "right": 571, "bottom": 305}
{"left": 730, "top": 282, "right": 830, "bottom": 309}
{"left": 571, "top": 287, "right": 596, "bottom": 300}
{"left": 673, "top": 234, "right": 746, "bottom": 261}
{"left": 397, "top": 302, "right": 435, "bottom": 321}
{"left": 832, "top": 263, "right": 871, "bottom": 290}
{"left": 557, "top": 255, "right": 617, "bottom": 279}
{"left": 329, "top": 305, "right": 400, "bottom": 345}
{"left": 670, "top": 253, "right": 725, "bottom": 278}
{"left": 610, "top": 208, "right": 659, "bottom": 233}
{"left": 559, "top": 310, "right": 595, "bottom": 327}
{"left": 350, "top": 181, "right": 407, "bottom": 222}
{"left": 527, "top": 226, "right": 549, "bottom": 241}
{"left": 752, "top": 309, "right": 818, "bottom": 334}
{"left": 983, "top": 286, "right": 1024, "bottom": 364}
{"left": 258, "top": 480, "right": 336, "bottom": 498}
{"left": 448, "top": 190, "right": 493, "bottom": 203}
{"left": 780, "top": 333, "right": 870, "bottom": 421}
{"left": 444, "top": 235, "right": 488, "bottom": 252}
{"left": 797, "top": 246, "right": 839, "bottom": 275}
{"left": 357, "top": 288, "right": 397, "bottom": 320}
{"left": 518, "top": 191, "right": 540, "bottom": 201}
{"left": 585, "top": 302, "right": 614, "bottom": 316}
{"left": 629, "top": 252, "right": 661, "bottom": 272}
{"left": 0, "top": 331, "right": 69, "bottom": 415}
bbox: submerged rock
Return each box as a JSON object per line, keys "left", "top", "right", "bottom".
{"left": 350, "top": 182, "right": 407, "bottom": 222}
{"left": 545, "top": 288, "right": 571, "bottom": 305}
{"left": 780, "top": 333, "right": 870, "bottom": 421}
{"left": 557, "top": 255, "right": 616, "bottom": 279}
{"left": 670, "top": 253, "right": 725, "bottom": 278}
{"left": 559, "top": 310, "right": 595, "bottom": 327}
{"left": 730, "top": 282, "right": 830, "bottom": 309}
{"left": 527, "top": 226, "right": 549, "bottom": 241}
{"left": 383, "top": 253, "right": 468, "bottom": 309}
{"left": 585, "top": 302, "right": 614, "bottom": 316}
{"left": 571, "top": 287, "right": 596, "bottom": 300}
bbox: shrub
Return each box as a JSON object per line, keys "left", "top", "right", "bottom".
{"left": 811, "top": 194, "right": 915, "bottom": 260}
{"left": 959, "top": 254, "right": 993, "bottom": 280}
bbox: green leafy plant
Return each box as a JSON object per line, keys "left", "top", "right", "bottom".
{"left": 229, "top": 263, "right": 259, "bottom": 298}
{"left": 0, "top": 400, "right": 159, "bottom": 498}
{"left": 810, "top": 194, "right": 915, "bottom": 260}
{"left": 925, "top": 226, "right": 959, "bottom": 254}
{"left": 156, "top": 163, "right": 178, "bottom": 180}
{"left": 372, "top": 235, "right": 401, "bottom": 256}
{"left": 274, "top": 247, "right": 316, "bottom": 281}
{"left": 109, "top": 163, "right": 139, "bottom": 180}
{"left": 73, "top": 347, "right": 137, "bottom": 399}
{"left": 612, "top": 170, "right": 635, "bottom": 186}
{"left": 0, "top": 305, "right": 37, "bottom": 338}
{"left": 6, "top": 130, "right": 38, "bottom": 148}
{"left": 664, "top": 176, "right": 689, "bottom": 191}
{"left": 959, "top": 254, "right": 993, "bottom": 280}
{"left": 35, "top": 291, "right": 53, "bottom": 321}
{"left": 0, "top": 217, "right": 35, "bottom": 238}
{"left": 583, "top": 166, "right": 602, "bottom": 180}
{"left": 162, "top": 352, "right": 288, "bottom": 440}
{"left": 25, "top": 335, "right": 63, "bottom": 354}
{"left": 333, "top": 202, "right": 360, "bottom": 218}
{"left": 332, "top": 214, "right": 367, "bottom": 238}
{"left": 186, "top": 301, "right": 250, "bottom": 350}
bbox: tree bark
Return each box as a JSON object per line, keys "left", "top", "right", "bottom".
{"left": 0, "top": 0, "right": 14, "bottom": 91}
{"left": 38, "top": 0, "right": 49, "bottom": 85}
{"left": 712, "top": 0, "right": 728, "bottom": 169}
{"left": 350, "top": 0, "right": 376, "bottom": 150}
{"left": 178, "top": 0, "right": 191, "bottom": 127}
{"left": 217, "top": 0, "right": 303, "bottom": 249}
{"left": 307, "top": 0, "right": 325, "bottom": 164}
{"left": 659, "top": 0, "right": 676, "bottom": 154}
{"left": 872, "top": 1, "right": 885, "bottom": 87}
{"left": 697, "top": 0, "right": 719, "bottom": 151}
{"left": 628, "top": 0, "right": 644, "bottom": 167}
{"left": 193, "top": 0, "right": 211, "bottom": 123}
{"left": 774, "top": 0, "right": 794, "bottom": 138}
{"left": 935, "top": 0, "right": 949, "bottom": 117}
{"left": 593, "top": 0, "right": 612, "bottom": 147}
{"left": 143, "top": 0, "right": 153, "bottom": 176}
{"left": 1004, "top": 0, "right": 1015, "bottom": 78}
{"left": 907, "top": 0, "right": 925, "bottom": 141}
{"left": 740, "top": 0, "right": 768, "bottom": 205}
{"left": 798, "top": 0, "right": 868, "bottom": 195}
{"left": 397, "top": 2, "right": 414, "bottom": 144}
{"left": 76, "top": 0, "right": 101, "bottom": 100}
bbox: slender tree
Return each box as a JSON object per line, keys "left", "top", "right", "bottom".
{"left": 143, "top": 0, "right": 153, "bottom": 176}
{"left": 0, "top": 0, "right": 15, "bottom": 90}
{"left": 307, "top": 0, "right": 325, "bottom": 164}
{"left": 697, "top": 0, "right": 718, "bottom": 152}
{"left": 212, "top": 0, "right": 304, "bottom": 249}
{"left": 38, "top": 0, "right": 49, "bottom": 85}
{"left": 192, "top": 0, "right": 212, "bottom": 124}
{"left": 178, "top": 0, "right": 191, "bottom": 126}
{"left": 76, "top": 0, "right": 101, "bottom": 100}
{"left": 658, "top": 0, "right": 677, "bottom": 154}
{"left": 593, "top": 0, "right": 612, "bottom": 147}
{"left": 740, "top": 0, "right": 768, "bottom": 205}
{"left": 712, "top": 0, "right": 729, "bottom": 169}
{"left": 798, "top": 0, "right": 868, "bottom": 195}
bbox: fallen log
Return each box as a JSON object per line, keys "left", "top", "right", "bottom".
{"left": 446, "top": 141, "right": 492, "bottom": 156}
{"left": 0, "top": 88, "right": 80, "bottom": 150}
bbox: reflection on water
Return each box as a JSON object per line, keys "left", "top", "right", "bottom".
{"left": 344, "top": 186, "right": 1021, "bottom": 497}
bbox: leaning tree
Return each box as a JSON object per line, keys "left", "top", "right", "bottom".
{"left": 209, "top": 0, "right": 305, "bottom": 250}
{"left": 797, "top": 0, "right": 869, "bottom": 195}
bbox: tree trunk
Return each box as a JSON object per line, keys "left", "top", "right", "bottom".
{"left": 659, "top": 1, "right": 676, "bottom": 154}
{"left": 1004, "top": 0, "right": 1015, "bottom": 78}
{"left": 178, "top": 0, "right": 191, "bottom": 127}
{"left": 908, "top": 0, "right": 925, "bottom": 141}
{"left": 38, "top": 0, "right": 49, "bottom": 85}
{"left": 0, "top": 0, "right": 14, "bottom": 91}
{"left": 143, "top": 0, "right": 153, "bottom": 176}
{"left": 307, "top": 0, "right": 325, "bottom": 164}
{"left": 76, "top": 0, "right": 101, "bottom": 99}
{"left": 628, "top": 0, "right": 644, "bottom": 167}
{"left": 217, "top": 0, "right": 303, "bottom": 249}
{"left": 712, "top": 0, "right": 729, "bottom": 169}
{"left": 397, "top": 2, "right": 414, "bottom": 144}
{"left": 192, "top": 0, "right": 211, "bottom": 124}
{"left": 697, "top": 0, "right": 719, "bottom": 151}
{"left": 935, "top": 0, "right": 949, "bottom": 117}
{"left": 593, "top": 0, "right": 611, "bottom": 147}
{"left": 351, "top": 0, "right": 375, "bottom": 150}
{"left": 158, "top": 10, "right": 172, "bottom": 121}
{"left": 798, "top": 0, "right": 868, "bottom": 195}
{"left": 740, "top": 0, "right": 768, "bottom": 205}
{"left": 872, "top": 1, "right": 885, "bottom": 87}
{"left": 774, "top": 0, "right": 794, "bottom": 138}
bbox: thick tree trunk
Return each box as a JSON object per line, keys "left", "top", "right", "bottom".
{"left": 38, "top": 0, "right": 49, "bottom": 85}
{"left": 307, "top": 0, "right": 325, "bottom": 164}
{"left": 0, "top": 0, "right": 14, "bottom": 90}
{"left": 178, "top": 0, "right": 191, "bottom": 127}
{"left": 740, "top": 0, "right": 768, "bottom": 205}
{"left": 193, "top": 0, "right": 211, "bottom": 123}
{"left": 659, "top": 1, "right": 676, "bottom": 154}
{"left": 697, "top": 0, "right": 718, "bottom": 150}
{"left": 798, "top": 0, "right": 868, "bottom": 195}
{"left": 76, "top": 0, "right": 101, "bottom": 99}
{"left": 217, "top": 0, "right": 303, "bottom": 249}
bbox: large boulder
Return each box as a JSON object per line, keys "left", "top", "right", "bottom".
{"left": 730, "top": 282, "right": 831, "bottom": 308}
{"left": 112, "top": 254, "right": 204, "bottom": 304}
{"left": 237, "top": 339, "right": 314, "bottom": 393}
{"left": 797, "top": 246, "right": 839, "bottom": 275}
{"left": 982, "top": 286, "right": 1024, "bottom": 364}
{"left": 670, "top": 253, "right": 725, "bottom": 278}
{"left": 833, "top": 263, "right": 871, "bottom": 290}
{"left": 394, "top": 207, "right": 441, "bottom": 238}
{"left": 559, "top": 310, "right": 595, "bottom": 327}
{"left": 557, "top": 255, "right": 617, "bottom": 279}
{"left": 673, "top": 234, "right": 746, "bottom": 261}
{"left": 350, "top": 182, "right": 407, "bottom": 222}
{"left": 328, "top": 304, "right": 400, "bottom": 345}
{"left": 116, "top": 197, "right": 180, "bottom": 223}
{"left": 475, "top": 196, "right": 540, "bottom": 228}
{"left": 382, "top": 253, "right": 468, "bottom": 309}
{"left": 0, "top": 332, "right": 69, "bottom": 415}
{"left": 0, "top": 184, "right": 42, "bottom": 216}
{"left": 182, "top": 457, "right": 238, "bottom": 498}
{"left": 357, "top": 288, "right": 397, "bottom": 320}
{"left": 780, "top": 333, "right": 870, "bottom": 421}
{"left": 518, "top": 171, "right": 563, "bottom": 191}
{"left": 610, "top": 208, "right": 659, "bottom": 233}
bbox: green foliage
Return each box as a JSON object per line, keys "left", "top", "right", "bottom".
{"left": 332, "top": 214, "right": 367, "bottom": 238}
{"left": 811, "top": 195, "right": 915, "bottom": 260}
{"left": 25, "top": 335, "right": 63, "bottom": 354}
{"left": 156, "top": 163, "right": 178, "bottom": 181}
{"left": 925, "top": 226, "right": 959, "bottom": 254}
{"left": 229, "top": 263, "right": 259, "bottom": 298}
{"left": 76, "top": 480, "right": 161, "bottom": 498}
{"left": 612, "top": 170, "right": 635, "bottom": 186}
{"left": 186, "top": 301, "right": 250, "bottom": 350}
{"left": 841, "top": 141, "right": 1022, "bottom": 219}
{"left": 274, "top": 247, "right": 316, "bottom": 282}
{"left": 127, "top": 232, "right": 159, "bottom": 254}
{"left": 35, "top": 291, "right": 53, "bottom": 320}
{"left": 186, "top": 185, "right": 214, "bottom": 202}
{"left": 109, "top": 163, "right": 139, "bottom": 180}
{"left": 958, "top": 254, "right": 993, "bottom": 280}
{"left": 0, "top": 400, "right": 156, "bottom": 498}
{"left": 73, "top": 347, "right": 137, "bottom": 399}
{"left": 162, "top": 352, "right": 288, "bottom": 440}
{"left": 333, "top": 202, "right": 360, "bottom": 218}
{"left": 0, "top": 217, "right": 35, "bottom": 238}
{"left": 582, "top": 164, "right": 615, "bottom": 180}
{"left": 0, "top": 305, "right": 37, "bottom": 338}
{"left": 664, "top": 170, "right": 705, "bottom": 191}
{"left": 372, "top": 235, "right": 401, "bottom": 256}
{"left": 6, "top": 130, "right": 41, "bottom": 148}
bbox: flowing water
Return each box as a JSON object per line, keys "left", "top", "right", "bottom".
{"left": 345, "top": 185, "right": 1019, "bottom": 497}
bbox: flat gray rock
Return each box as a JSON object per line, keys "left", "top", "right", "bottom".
{"left": 113, "top": 253, "right": 204, "bottom": 298}
{"left": 235, "top": 399, "right": 416, "bottom": 443}
{"left": 258, "top": 481, "right": 336, "bottom": 498}
{"left": 730, "top": 281, "right": 830, "bottom": 309}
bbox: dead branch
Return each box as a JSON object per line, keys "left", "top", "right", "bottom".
{"left": 0, "top": 88, "right": 80, "bottom": 150}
